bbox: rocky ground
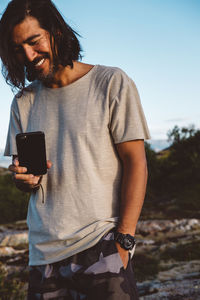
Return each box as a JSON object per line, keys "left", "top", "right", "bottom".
{"left": 135, "top": 219, "right": 200, "bottom": 299}
{"left": 0, "top": 218, "right": 200, "bottom": 299}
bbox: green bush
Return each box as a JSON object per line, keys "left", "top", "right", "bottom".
{"left": 0, "top": 173, "right": 29, "bottom": 224}
{"left": 143, "top": 126, "right": 200, "bottom": 219}
{"left": 0, "top": 263, "right": 27, "bottom": 300}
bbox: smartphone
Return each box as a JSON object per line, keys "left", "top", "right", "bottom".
{"left": 16, "top": 131, "right": 47, "bottom": 175}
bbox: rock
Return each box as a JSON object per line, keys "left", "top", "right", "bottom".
{"left": 136, "top": 219, "right": 200, "bottom": 236}
{"left": 157, "top": 260, "right": 200, "bottom": 281}
{"left": 0, "top": 232, "right": 28, "bottom": 247}
{"left": 0, "top": 246, "right": 25, "bottom": 257}
{"left": 5, "top": 220, "right": 28, "bottom": 230}
{"left": 137, "top": 239, "right": 155, "bottom": 246}
{"left": 0, "top": 225, "right": 7, "bottom": 232}
{"left": 139, "top": 278, "right": 200, "bottom": 299}
{"left": 137, "top": 280, "right": 160, "bottom": 296}
{"left": 134, "top": 218, "right": 200, "bottom": 299}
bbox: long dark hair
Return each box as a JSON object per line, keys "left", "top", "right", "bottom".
{"left": 0, "top": 0, "right": 82, "bottom": 92}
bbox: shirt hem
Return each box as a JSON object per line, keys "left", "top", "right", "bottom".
{"left": 28, "top": 223, "right": 116, "bottom": 266}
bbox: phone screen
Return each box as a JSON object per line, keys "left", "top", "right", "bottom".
{"left": 16, "top": 131, "right": 47, "bottom": 175}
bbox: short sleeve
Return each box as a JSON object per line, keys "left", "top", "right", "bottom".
{"left": 109, "top": 71, "right": 150, "bottom": 144}
{"left": 4, "top": 98, "right": 22, "bottom": 156}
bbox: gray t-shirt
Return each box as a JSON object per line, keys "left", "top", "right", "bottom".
{"left": 4, "top": 64, "right": 150, "bottom": 265}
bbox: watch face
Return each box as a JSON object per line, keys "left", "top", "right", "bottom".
{"left": 115, "top": 232, "right": 136, "bottom": 250}
{"left": 124, "top": 237, "right": 134, "bottom": 250}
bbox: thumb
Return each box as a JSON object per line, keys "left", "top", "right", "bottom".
{"left": 13, "top": 158, "right": 19, "bottom": 166}
{"left": 47, "top": 160, "right": 52, "bottom": 169}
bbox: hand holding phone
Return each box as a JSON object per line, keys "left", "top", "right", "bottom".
{"left": 9, "top": 131, "right": 50, "bottom": 193}
{"left": 9, "top": 158, "right": 52, "bottom": 193}
{"left": 16, "top": 131, "right": 47, "bottom": 175}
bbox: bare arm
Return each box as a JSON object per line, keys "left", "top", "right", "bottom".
{"left": 116, "top": 139, "right": 148, "bottom": 235}
{"left": 115, "top": 139, "right": 148, "bottom": 267}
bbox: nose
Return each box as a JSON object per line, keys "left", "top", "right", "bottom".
{"left": 23, "top": 45, "right": 37, "bottom": 62}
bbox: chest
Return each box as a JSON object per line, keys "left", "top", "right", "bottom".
{"left": 21, "top": 88, "right": 110, "bottom": 143}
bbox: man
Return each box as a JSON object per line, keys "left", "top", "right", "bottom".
{"left": 0, "top": 0, "right": 150, "bottom": 299}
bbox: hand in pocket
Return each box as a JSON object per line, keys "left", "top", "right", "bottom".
{"left": 115, "top": 242, "right": 129, "bottom": 269}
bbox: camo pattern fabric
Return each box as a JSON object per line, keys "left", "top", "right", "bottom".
{"left": 27, "top": 230, "right": 139, "bottom": 300}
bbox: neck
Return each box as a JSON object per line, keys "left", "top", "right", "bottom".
{"left": 42, "top": 61, "right": 94, "bottom": 89}
{"left": 42, "top": 63, "right": 75, "bottom": 89}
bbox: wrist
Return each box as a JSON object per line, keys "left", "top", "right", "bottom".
{"left": 117, "top": 225, "right": 136, "bottom": 236}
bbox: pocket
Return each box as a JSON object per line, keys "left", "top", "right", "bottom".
{"left": 88, "top": 230, "right": 124, "bottom": 274}
{"left": 112, "top": 239, "right": 130, "bottom": 271}
{"left": 101, "top": 229, "right": 130, "bottom": 271}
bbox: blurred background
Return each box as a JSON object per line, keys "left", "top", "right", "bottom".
{"left": 0, "top": 1, "right": 200, "bottom": 299}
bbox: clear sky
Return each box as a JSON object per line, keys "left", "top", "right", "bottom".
{"left": 0, "top": 0, "right": 200, "bottom": 149}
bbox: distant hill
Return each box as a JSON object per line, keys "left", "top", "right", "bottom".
{"left": 148, "top": 139, "right": 171, "bottom": 152}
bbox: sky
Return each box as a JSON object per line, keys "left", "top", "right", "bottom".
{"left": 0, "top": 0, "right": 200, "bottom": 150}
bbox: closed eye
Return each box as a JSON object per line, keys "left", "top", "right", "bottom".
{"left": 28, "top": 40, "right": 39, "bottom": 46}
{"left": 13, "top": 40, "right": 40, "bottom": 53}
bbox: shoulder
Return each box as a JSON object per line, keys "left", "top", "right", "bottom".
{"left": 14, "top": 81, "right": 39, "bottom": 102}
{"left": 95, "top": 64, "right": 131, "bottom": 84}
{"left": 15, "top": 80, "right": 39, "bottom": 99}
{"left": 11, "top": 81, "right": 40, "bottom": 110}
{"left": 94, "top": 65, "right": 136, "bottom": 100}
{"left": 93, "top": 65, "right": 132, "bottom": 96}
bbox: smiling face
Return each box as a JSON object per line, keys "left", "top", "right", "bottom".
{"left": 12, "top": 16, "right": 57, "bottom": 82}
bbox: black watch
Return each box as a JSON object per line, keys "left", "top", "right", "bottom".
{"left": 114, "top": 231, "right": 136, "bottom": 250}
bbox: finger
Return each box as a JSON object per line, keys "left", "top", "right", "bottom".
{"left": 9, "top": 157, "right": 26, "bottom": 173}
{"left": 15, "top": 173, "right": 34, "bottom": 181}
{"left": 9, "top": 165, "right": 27, "bottom": 174}
{"left": 19, "top": 166, "right": 27, "bottom": 173}
{"left": 15, "top": 174, "right": 40, "bottom": 185}
{"left": 47, "top": 160, "right": 52, "bottom": 169}
{"left": 9, "top": 164, "right": 19, "bottom": 173}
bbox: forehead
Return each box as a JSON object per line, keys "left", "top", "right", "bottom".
{"left": 12, "top": 16, "right": 48, "bottom": 44}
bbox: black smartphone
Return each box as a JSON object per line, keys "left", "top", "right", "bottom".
{"left": 16, "top": 131, "right": 47, "bottom": 175}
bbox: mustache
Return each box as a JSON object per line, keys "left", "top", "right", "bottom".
{"left": 25, "top": 52, "right": 50, "bottom": 82}
{"left": 25, "top": 52, "right": 50, "bottom": 69}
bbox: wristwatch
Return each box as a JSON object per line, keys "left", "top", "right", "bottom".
{"left": 114, "top": 231, "right": 136, "bottom": 250}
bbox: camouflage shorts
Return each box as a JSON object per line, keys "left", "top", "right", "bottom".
{"left": 27, "top": 230, "right": 139, "bottom": 300}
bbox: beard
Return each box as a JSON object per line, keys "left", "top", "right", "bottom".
{"left": 25, "top": 52, "right": 58, "bottom": 84}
